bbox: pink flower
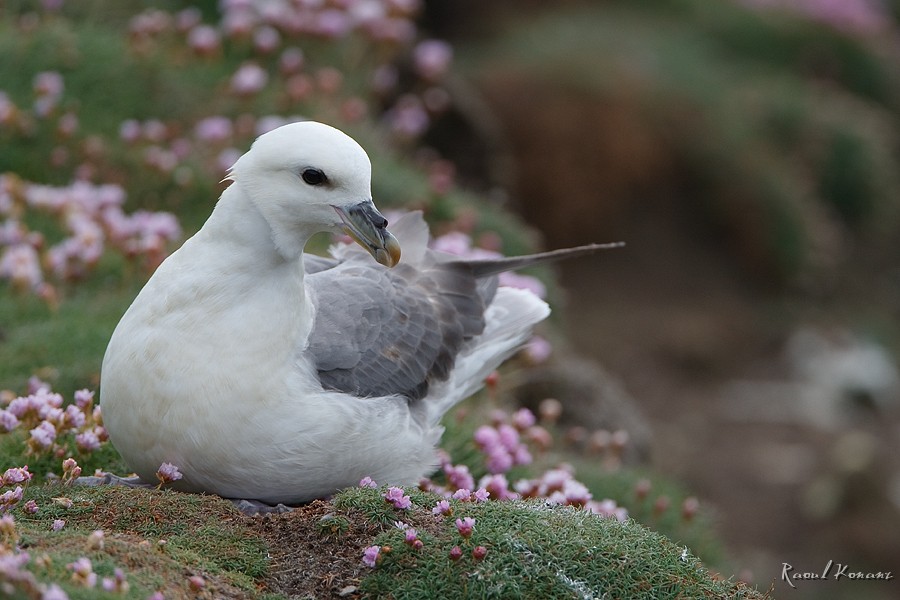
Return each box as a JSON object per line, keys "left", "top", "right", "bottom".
{"left": 443, "top": 463, "right": 474, "bottom": 492}
{"left": 63, "top": 405, "right": 86, "bottom": 429}
{"left": 511, "top": 408, "right": 537, "bottom": 431}
{"left": 87, "top": 530, "right": 104, "bottom": 550}
{"left": 524, "top": 336, "right": 553, "bottom": 364}
{"left": 472, "top": 545, "right": 487, "bottom": 560}
{"left": 479, "top": 474, "right": 518, "bottom": 501}
{"left": 41, "top": 584, "right": 68, "bottom": 600}
{"left": 230, "top": 62, "right": 268, "bottom": 96}
{"left": 0, "top": 410, "right": 18, "bottom": 432}
{"left": 0, "top": 244, "right": 44, "bottom": 290}
{"left": 404, "top": 528, "right": 417, "bottom": 545}
{"left": 62, "top": 457, "right": 81, "bottom": 482}
{"left": 51, "top": 519, "right": 65, "bottom": 531}
{"left": 449, "top": 545, "right": 462, "bottom": 561}
{"left": 362, "top": 545, "right": 380, "bottom": 568}
{"left": 452, "top": 488, "right": 471, "bottom": 501}
{"left": 75, "top": 431, "right": 101, "bottom": 452}
{"left": 473, "top": 488, "right": 490, "bottom": 503}
{"left": 23, "top": 500, "right": 38, "bottom": 515}
{"left": 279, "top": 47, "right": 305, "bottom": 74}
{"left": 68, "top": 557, "right": 97, "bottom": 588}
{"left": 681, "top": 496, "right": 700, "bottom": 521}
{"left": 527, "top": 426, "right": 553, "bottom": 451}
{"left": 370, "top": 64, "right": 398, "bottom": 95}
{"left": 455, "top": 516, "right": 475, "bottom": 538}
{"left": 75, "top": 390, "right": 94, "bottom": 410}
{"left": 0, "top": 514, "right": 16, "bottom": 537}
{"left": 29, "top": 421, "right": 56, "bottom": 449}
{"left": 359, "top": 476, "right": 377, "bottom": 488}
{"left": 175, "top": 7, "right": 202, "bottom": 31}
{"left": 473, "top": 425, "right": 500, "bottom": 449}
{"left": 432, "top": 500, "right": 451, "bottom": 516}
{"left": 497, "top": 424, "right": 520, "bottom": 452}
{"left": 101, "top": 567, "right": 128, "bottom": 593}
{"left": 156, "top": 462, "right": 183, "bottom": 484}
{"left": 119, "top": 119, "right": 142, "bottom": 143}
{"left": 384, "top": 486, "right": 404, "bottom": 502}
{"left": 0, "top": 486, "right": 23, "bottom": 511}
{"left": 562, "top": 480, "right": 592, "bottom": 506}
{"left": 485, "top": 448, "right": 513, "bottom": 475}
{"left": 194, "top": 116, "right": 233, "bottom": 143}
{"left": 142, "top": 119, "right": 168, "bottom": 143}
{"left": 33, "top": 71, "right": 64, "bottom": 99}
{"left": 253, "top": 25, "right": 281, "bottom": 53}
{"left": 384, "top": 487, "right": 411, "bottom": 510}
{"left": 413, "top": 39, "right": 453, "bottom": 81}
{"left": 314, "top": 9, "right": 350, "bottom": 38}
{"left": 385, "top": 95, "right": 429, "bottom": 139}
{"left": 588, "top": 498, "right": 628, "bottom": 522}
{"left": 1, "top": 467, "right": 32, "bottom": 486}
{"left": 187, "top": 24, "right": 220, "bottom": 55}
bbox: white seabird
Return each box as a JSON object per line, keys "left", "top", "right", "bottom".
{"left": 100, "top": 121, "right": 615, "bottom": 505}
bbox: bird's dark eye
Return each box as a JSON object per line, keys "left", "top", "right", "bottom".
{"left": 301, "top": 168, "right": 327, "bottom": 186}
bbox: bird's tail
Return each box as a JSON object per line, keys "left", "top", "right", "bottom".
{"left": 457, "top": 242, "right": 624, "bottom": 278}
{"left": 422, "top": 286, "right": 550, "bottom": 426}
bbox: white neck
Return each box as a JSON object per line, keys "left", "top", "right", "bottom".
{"left": 162, "top": 183, "right": 314, "bottom": 353}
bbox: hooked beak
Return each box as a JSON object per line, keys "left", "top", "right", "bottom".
{"left": 333, "top": 201, "right": 401, "bottom": 268}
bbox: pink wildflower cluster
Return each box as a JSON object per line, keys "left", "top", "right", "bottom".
{"left": 0, "top": 175, "right": 180, "bottom": 298}
{"left": 384, "top": 486, "right": 412, "bottom": 510}
{"left": 68, "top": 556, "right": 97, "bottom": 588}
{"left": 61, "top": 457, "right": 82, "bottom": 485}
{"left": 422, "top": 409, "right": 553, "bottom": 501}
{"left": 737, "top": 0, "right": 893, "bottom": 34}
{"left": 417, "top": 405, "right": 629, "bottom": 522}
{"left": 120, "top": 1, "right": 455, "bottom": 144}
{"left": 0, "top": 472, "right": 132, "bottom": 598}
{"left": 0, "top": 547, "right": 43, "bottom": 597}
{"left": 0, "top": 466, "right": 31, "bottom": 515}
{"left": 0, "top": 380, "right": 107, "bottom": 458}
{"left": 0, "top": 510, "right": 79, "bottom": 599}
{"left": 473, "top": 409, "right": 543, "bottom": 474}
{"left": 513, "top": 465, "right": 628, "bottom": 521}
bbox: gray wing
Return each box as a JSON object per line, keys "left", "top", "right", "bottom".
{"left": 304, "top": 254, "right": 339, "bottom": 274}
{"left": 305, "top": 256, "right": 491, "bottom": 401}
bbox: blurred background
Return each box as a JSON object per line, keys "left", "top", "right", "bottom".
{"left": 419, "top": 1, "right": 900, "bottom": 597}
{"left": 1, "top": 0, "right": 899, "bottom": 597}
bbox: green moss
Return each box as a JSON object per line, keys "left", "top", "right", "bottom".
{"left": 12, "top": 484, "right": 270, "bottom": 598}
{"left": 335, "top": 487, "right": 763, "bottom": 600}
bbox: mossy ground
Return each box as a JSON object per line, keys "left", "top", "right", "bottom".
{"left": 12, "top": 485, "right": 272, "bottom": 599}
{"left": 4, "top": 481, "right": 771, "bottom": 599}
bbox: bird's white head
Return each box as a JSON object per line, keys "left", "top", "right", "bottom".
{"left": 228, "top": 121, "right": 400, "bottom": 266}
